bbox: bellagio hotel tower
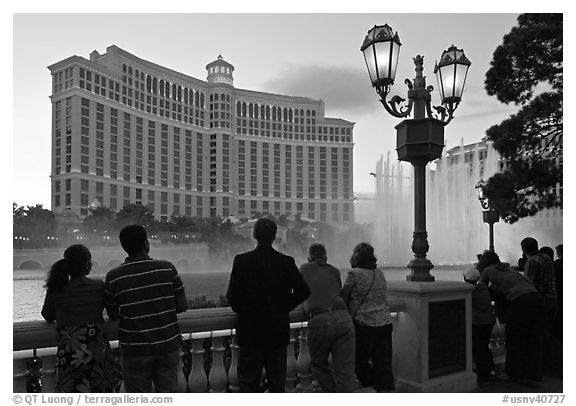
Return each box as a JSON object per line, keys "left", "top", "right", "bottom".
{"left": 49, "top": 46, "right": 355, "bottom": 224}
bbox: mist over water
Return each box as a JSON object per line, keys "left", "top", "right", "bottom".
{"left": 371, "top": 144, "right": 562, "bottom": 266}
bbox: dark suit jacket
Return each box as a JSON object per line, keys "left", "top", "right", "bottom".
{"left": 226, "top": 244, "right": 310, "bottom": 347}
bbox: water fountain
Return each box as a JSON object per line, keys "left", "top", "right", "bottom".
{"left": 372, "top": 140, "right": 562, "bottom": 266}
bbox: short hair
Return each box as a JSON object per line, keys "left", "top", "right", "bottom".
{"left": 539, "top": 246, "right": 554, "bottom": 260}
{"left": 521, "top": 237, "right": 539, "bottom": 256}
{"left": 350, "top": 242, "right": 377, "bottom": 270}
{"left": 253, "top": 218, "right": 277, "bottom": 244}
{"left": 119, "top": 224, "right": 148, "bottom": 255}
{"left": 477, "top": 250, "right": 501, "bottom": 271}
{"left": 556, "top": 244, "right": 563, "bottom": 255}
{"left": 308, "top": 243, "right": 327, "bottom": 263}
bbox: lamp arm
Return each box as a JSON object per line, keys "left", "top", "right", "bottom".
{"left": 377, "top": 81, "right": 413, "bottom": 118}
{"left": 429, "top": 101, "right": 459, "bottom": 125}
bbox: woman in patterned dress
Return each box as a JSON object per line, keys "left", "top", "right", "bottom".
{"left": 41, "top": 244, "right": 115, "bottom": 392}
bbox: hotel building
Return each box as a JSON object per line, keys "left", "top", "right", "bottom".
{"left": 48, "top": 46, "right": 355, "bottom": 223}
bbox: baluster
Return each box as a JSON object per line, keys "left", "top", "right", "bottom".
{"left": 109, "top": 341, "right": 124, "bottom": 393}
{"left": 38, "top": 348, "right": 57, "bottom": 393}
{"left": 181, "top": 338, "right": 192, "bottom": 392}
{"left": 188, "top": 332, "right": 209, "bottom": 393}
{"left": 296, "top": 322, "right": 313, "bottom": 392}
{"left": 175, "top": 345, "right": 188, "bottom": 393}
{"left": 26, "top": 349, "right": 42, "bottom": 393}
{"left": 285, "top": 324, "right": 298, "bottom": 393}
{"left": 490, "top": 321, "right": 506, "bottom": 369}
{"left": 228, "top": 329, "right": 240, "bottom": 393}
{"left": 209, "top": 330, "right": 228, "bottom": 393}
{"left": 38, "top": 348, "right": 58, "bottom": 393}
{"left": 13, "top": 350, "right": 29, "bottom": 392}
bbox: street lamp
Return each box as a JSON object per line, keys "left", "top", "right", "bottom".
{"left": 361, "top": 24, "right": 471, "bottom": 281}
{"left": 475, "top": 179, "right": 499, "bottom": 252}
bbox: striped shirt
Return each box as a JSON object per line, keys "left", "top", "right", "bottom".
{"left": 104, "top": 255, "right": 186, "bottom": 356}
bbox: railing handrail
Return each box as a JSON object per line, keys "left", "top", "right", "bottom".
{"left": 13, "top": 298, "right": 407, "bottom": 352}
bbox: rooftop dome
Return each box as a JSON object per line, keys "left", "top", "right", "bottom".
{"left": 206, "top": 55, "right": 235, "bottom": 86}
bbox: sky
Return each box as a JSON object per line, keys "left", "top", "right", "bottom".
{"left": 11, "top": 12, "right": 523, "bottom": 209}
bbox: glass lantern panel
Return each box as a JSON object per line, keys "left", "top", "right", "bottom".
{"left": 454, "top": 64, "right": 470, "bottom": 99}
{"left": 439, "top": 63, "right": 456, "bottom": 100}
{"left": 374, "top": 41, "right": 393, "bottom": 83}
{"left": 389, "top": 41, "right": 401, "bottom": 82}
{"left": 363, "top": 45, "right": 378, "bottom": 85}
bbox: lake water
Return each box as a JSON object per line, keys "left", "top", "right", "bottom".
{"left": 13, "top": 265, "right": 471, "bottom": 322}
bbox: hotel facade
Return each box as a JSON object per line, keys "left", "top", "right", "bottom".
{"left": 48, "top": 46, "right": 355, "bottom": 223}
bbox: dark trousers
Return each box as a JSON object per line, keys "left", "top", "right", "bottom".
{"left": 354, "top": 322, "right": 394, "bottom": 392}
{"left": 121, "top": 349, "right": 180, "bottom": 392}
{"left": 472, "top": 323, "right": 495, "bottom": 381}
{"left": 237, "top": 344, "right": 287, "bottom": 392}
{"left": 543, "top": 296, "right": 561, "bottom": 376}
{"left": 505, "top": 292, "right": 545, "bottom": 381}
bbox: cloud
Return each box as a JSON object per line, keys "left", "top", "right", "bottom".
{"left": 260, "top": 64, "right": 380, "bottom": 119}
{"left": 259, "top": 65, "right": 519, "bottom": 125}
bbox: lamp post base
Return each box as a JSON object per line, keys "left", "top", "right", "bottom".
{"left": 406, "top": 257, "right": 435, "bottom": 282}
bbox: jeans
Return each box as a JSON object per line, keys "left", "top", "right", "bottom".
{"left": 354, "top": 322, "right": 394, "bottom": 392}
{"left": 308, "top": 309, "right": 356, "bottom": 392}
{"left": 121, "top": 349, "right": 181, "bottom": 392}
{"left": 237, "top": 344, "right": 287, "bottom": 392}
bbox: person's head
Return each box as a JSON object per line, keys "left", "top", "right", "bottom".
{"left": 539, "top": 246, "right": 554, "bottom": 261}
{"left": 556, "top": 244, "right": 563, "bottom": 259}
{"left": 253, "top": 218, "right": 277, "bottom": 245}
{"left": 521, "top": 237, "right": 539, "bottom": 257}
{"left": 462, "top": 267, "right": 480, "bottom": 284}
{"left": 477, "top": 250, "right": 501, "bottom": 272}
{"left": 45, "top": 244, "right": 92, "bottom": 293}
{"left": 119, "top": 224, "right": 150, "bottom": 256}
{"left": 350, "top": 242, "right": 377, "bottom": 270}
{"left": 308, "top": 243, "right": 327, "bottom": 265}
{"left": 517, "top": 256, "right": 527, "bottom": 272}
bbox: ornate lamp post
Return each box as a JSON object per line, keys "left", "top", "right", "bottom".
{"left": 475, "top": 179, "right": 499, "bottom": 252}
{"left": 361, "top": 24, "right": 471, "bottom": 281}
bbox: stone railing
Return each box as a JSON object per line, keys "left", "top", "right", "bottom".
{"left": 14, "top": 299, "right": 408, "bottom": 393}
{"left": 14, "top": 297, "right": 508, "bottom": 393}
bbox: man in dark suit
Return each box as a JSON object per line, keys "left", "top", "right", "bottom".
{"left": 226, "top": 217, "right": 310, "bottom": 392}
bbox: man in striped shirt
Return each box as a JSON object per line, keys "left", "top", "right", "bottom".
{"left": 105, "top": 224, "right": 188, "bottom": 392}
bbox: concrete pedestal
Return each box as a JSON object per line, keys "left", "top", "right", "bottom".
{"left": 388, "top": 280, "right": 477, "bottom": 392}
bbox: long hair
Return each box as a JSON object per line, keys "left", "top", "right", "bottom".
{"left": 44, "top": 244, "right": 92, "bottom": 294}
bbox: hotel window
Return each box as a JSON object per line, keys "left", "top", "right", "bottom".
{"left": 332, "top": 203, "right": 339, "bottom": 222}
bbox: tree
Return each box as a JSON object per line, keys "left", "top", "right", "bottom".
{"left": 483, "top": 13, "right": 562, "bottom": 223}
{"left": 82, "top": 206, "right": 116, "bottom": 233}
{"left": 13, "top": 204, "right": 56, "bottom": 247}
{"left": 116, "top": 204, "right": 155, "bottom": 228}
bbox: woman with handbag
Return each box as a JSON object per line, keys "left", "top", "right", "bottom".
{"left": 341, "top": 242, "right": 394, "bottom": 392}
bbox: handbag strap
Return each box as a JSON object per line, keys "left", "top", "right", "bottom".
{"left": 351, "top": 269, "right": 376, "bottom": 321}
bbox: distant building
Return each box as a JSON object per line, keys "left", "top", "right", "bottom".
{"left": 48, "top": 46, "right": 355, "bottom": 224}
{"left": 438, "top": 138, "right": 562, "bottom": 230}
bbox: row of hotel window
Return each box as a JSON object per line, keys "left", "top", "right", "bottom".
{"left": 53, "top": 183, "right": 352, "bottom": 221}
{"left": 54, "top": 66, "right": 352, "bottom": 141}
{"left": 54, "top": 98, "right": 353, "bottom": 181}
